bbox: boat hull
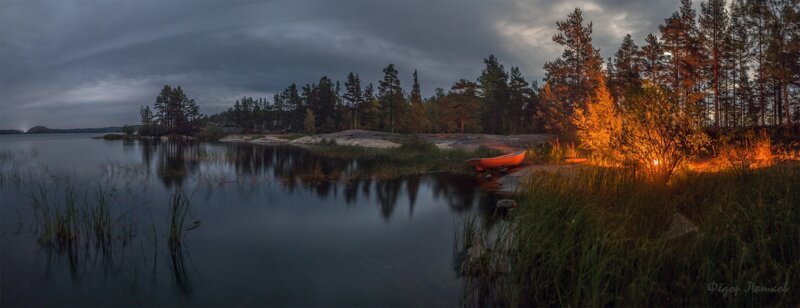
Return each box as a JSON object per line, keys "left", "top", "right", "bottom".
{"left": 466, "top": 151, "right": 526, "bottom": 171}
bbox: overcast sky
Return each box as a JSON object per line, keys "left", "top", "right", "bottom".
{"left": 0, "top": 0, "right": 688, "bottom": 130}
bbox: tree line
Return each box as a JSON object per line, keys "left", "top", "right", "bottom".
{"left": 541, "top": 0, "right": 799, "bottom": 138}
{"left": 206, "top": 59, "right": 541, "bottom": 135}
{"left": 138, "top": 85, "right": 202, "bottom": 136}
{"left": 140, "top": 0, "right": 798, "bottom": 138}
{"left": 561, "top": 0, "right": 798, "bottom": 181}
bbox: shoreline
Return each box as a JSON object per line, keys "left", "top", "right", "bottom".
{"left": 219, "top": 129, "right": 553, "bottom": 153}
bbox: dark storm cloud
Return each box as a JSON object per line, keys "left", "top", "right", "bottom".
{"left": 0, "top": 0, "right": 685, "bottom": 129}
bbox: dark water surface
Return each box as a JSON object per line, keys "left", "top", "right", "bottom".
{"left": 0, "top": 134, "right": 499, "bottom": 306}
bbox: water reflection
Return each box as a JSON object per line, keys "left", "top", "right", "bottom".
{"left": 169, "top": 243, "right": 193, "bottom": 297}
{"left": 135, "top": 140, "right": 492, "bottom": 220}
{"left": 1, "top": 137, "right": 506, "bottom": 306}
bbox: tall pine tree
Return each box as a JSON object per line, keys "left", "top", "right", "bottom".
{"left": 406, "top": 70, "right": 428, "bottom": 133}
{"left": 478, "top": 55, "right": 510, "bottom": 134}
{"left": 378, "top": 64, "right": 404, "bottom": 133}
{"left": 542, "top": 8, "right": 604, "bottom": 137}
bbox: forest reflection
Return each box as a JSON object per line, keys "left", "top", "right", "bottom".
{"left": 136, "top": 140, "right": 501, "bottom": 221}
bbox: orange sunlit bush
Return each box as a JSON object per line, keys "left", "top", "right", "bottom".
{"left": 574, "top": 81, "right": 709, "bottom": 183}
{"left": 618, "top": 83, "right": 709, "bottom": 182}
{"left": 718, "top": 129, "right": 774, "bottom": 173}
{"left": 573, "top": 76, "right": 623, "bottom": 165}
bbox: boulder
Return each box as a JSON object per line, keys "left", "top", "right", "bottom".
{"left": 665, "top": 212, "right": 698, "bottom": 240}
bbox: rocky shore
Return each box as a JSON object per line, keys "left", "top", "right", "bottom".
{"left": 220, "top": 129, "right": 552, "bottom": 152}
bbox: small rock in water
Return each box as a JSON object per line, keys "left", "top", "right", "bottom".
{"left": 496, "top": 199, "right": 517, "bottom": 209}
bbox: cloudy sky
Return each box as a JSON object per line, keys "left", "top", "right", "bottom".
{"left": 0, "top": 0, "right": 688, "bottom": 130}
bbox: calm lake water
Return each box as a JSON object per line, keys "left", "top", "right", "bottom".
{"left": 0, "top": 134, "right": 500, "bottom": 306}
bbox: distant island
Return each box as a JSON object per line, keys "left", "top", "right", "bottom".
{"left": 0, "top": 126, "right": 127, "bottom": 134}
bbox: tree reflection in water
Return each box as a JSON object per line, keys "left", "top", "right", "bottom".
{"left": 136, "top": 140, "right": 495, "bottom": 221}
{"left": 6, "top": 139, "right": 507, "bottom": 305}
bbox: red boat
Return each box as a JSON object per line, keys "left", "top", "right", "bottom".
{"left": 466, "top": 151, "right": 526, "bottom": 171}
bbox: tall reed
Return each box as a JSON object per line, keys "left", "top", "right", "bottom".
{"left": 475, "top": 165, "right": 799, "bottom": 306}
{"left": 168, "top": 188, "right": 193, "bottom": 249}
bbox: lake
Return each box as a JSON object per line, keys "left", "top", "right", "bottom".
{"left": 0, "top": 134, "right": 501, "bottom": 306}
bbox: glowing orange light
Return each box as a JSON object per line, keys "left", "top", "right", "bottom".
{"left": 652, "top": 159, "right": 660, "bottom": 166}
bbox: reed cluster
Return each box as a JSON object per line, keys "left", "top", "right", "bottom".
{"left": 462, "top": 165, "right": 799, "bottom": 306}
{"left": 30, "top": 178, "right": 133, "bottom": 250}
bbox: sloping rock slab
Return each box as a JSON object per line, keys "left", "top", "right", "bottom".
{"left": 289, "top": 130, "right": 403, "bottom": 149}
{"left": 250, "top": 136, "right": 289, "bottom": 144}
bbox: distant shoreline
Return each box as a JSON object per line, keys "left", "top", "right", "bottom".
{"left": 0, "top": 126, "right": 125, "bottom": 134}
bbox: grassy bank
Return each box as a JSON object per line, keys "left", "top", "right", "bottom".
{"left": 303, "top": 139, "right": 502, "bottom": 179}
{"left": 461, "top": 165, "right": 799, "bottom": 306}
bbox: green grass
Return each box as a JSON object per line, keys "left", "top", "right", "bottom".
{"left": 279, "top": 133, "right": 305, "bottom": 141}
{"left": 470, "top": 165, "right": 799, "bottom": 306}
{"left": 305, "top": 140, "right": 503, "bottom": 179}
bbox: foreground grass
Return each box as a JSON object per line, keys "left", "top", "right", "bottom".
{"left": 464, "top": 165, "right": 799, "bottom": 306}
{"left": 30, "top": 180, "right": 135, "bottom": 250}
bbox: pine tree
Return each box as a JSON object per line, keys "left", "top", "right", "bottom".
{"left": 526, "top": 81, "right": 544, "bottom": 132}
{"left": 537, "top": 81, "right": 569, "bottom": 135}
{"left": 343, "top": 72, "right": 363, "bottom": 130}
{"left": 507, "top": 67, "right": 532, "bottom": 133}
{"left": 449, "top": 79, "right": 482, "bottom": 133}
{"left": 747, "top": 0, "right": 772, "bottom": 126}
{"left": 659, "top": 0, "right": 706, "bottom": 123}
{"left": 378, "top": 64, "right": 404, "bottom": 133}
{"left": 150, "top": 85, "right": 200, "bottom": 135}
{"left": 764, "top": 0, "right": 796, "bottom": 127}
{"left": 478, "top": 55, "right": 510, "bottom": 134}
{"left": 641, "top": 33, "right": 667, "bottom": 84}
{"left": 700, "top": 0, "right": 729, "bottom": 129}
{"left": 729, "top": 0, "right": 752, "bottom": 128}
{"left": 359, "top": 83, "right": 379, "bottom": 130}
{"left": 285, "top": 84, "right": 302, "bottom": 132}
{"left": 427, "top": 88, "right": 455, "bottom": 133}
{"left": 333, "top": 80, "right": 346, "bottom": 131}
{"left": 542, "top": 8, "right": 604, "bottom": 137}
{"left": 139, "top": 105, "right": 155, "bottom": 135}
{"left": 316, "top": 77, "right": 337, "bottom": 132}
{"left": 185, "top": 98, "right": 201, "bottom": 132}
{"left": 406, "top": 70, "right": 428, "bottom": 133}
{"left": 610, "top": 34, "right": 643, "bottom": 100}
{"left": 273, "top": 92, "right": 286, "bottom": 130}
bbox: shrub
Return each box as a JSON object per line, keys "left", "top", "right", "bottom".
{"left": 121, "top": 124, "right": 136, "bottom": 136}
{"left": 542, "top": 139, "right": 580, "bottom": 164}
{"left": 573, "top": 77, "right": 622, "bottom": 163}
{"left": 718, "top": 129, "right": 773, "bottom": 173}
{"left": 574, "top": 81, "right": 709, "bottom": 183}
{"left": 101, "top": 134, "right": 127, "bottom": 140}
{"left": 195, "top": 124, "right": 226, "bottom": 141}
{"left": 621, "top": 84, "right": 709, "bottom": 182}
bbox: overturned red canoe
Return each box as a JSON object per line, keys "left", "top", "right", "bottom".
{"left": 465, "top": 151, "right": 526, "bottom": 171}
